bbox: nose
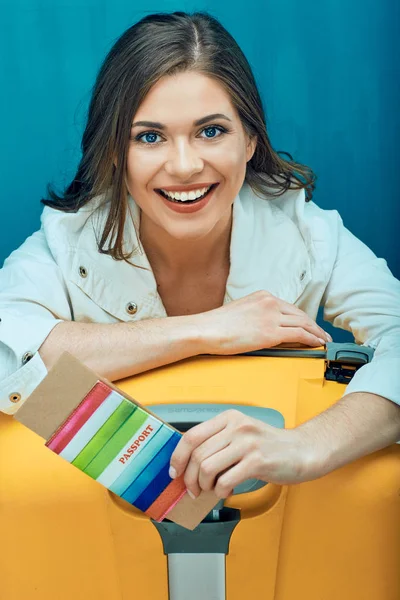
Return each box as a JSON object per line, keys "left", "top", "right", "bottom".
{"left": 164, "top": 139, "right": 204, "bottom": 179}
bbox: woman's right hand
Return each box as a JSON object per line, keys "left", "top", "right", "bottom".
{"left": 195, "top": 290, "right": 332, "bottom": 355}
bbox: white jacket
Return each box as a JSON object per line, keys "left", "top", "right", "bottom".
{"left": 1, "top": 182, "right": 399, "bottom": 414}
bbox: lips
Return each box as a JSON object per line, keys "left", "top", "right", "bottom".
{"left": 157, "top": 182, "right": 219, "bottom": 214}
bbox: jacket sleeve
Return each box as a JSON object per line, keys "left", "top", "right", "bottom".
{"left": 321, "top": 216, "right": 400, "bottom": 405}
{"left": 0, "top": 228, "right": 72, "bottom": 414}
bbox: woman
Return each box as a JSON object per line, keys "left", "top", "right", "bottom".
{"left": 0, "top": 11, "right": 399, "bottom": 501}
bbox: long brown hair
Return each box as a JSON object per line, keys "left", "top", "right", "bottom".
{"left": 43, "top": 11, "right": 316, "bottom": 261}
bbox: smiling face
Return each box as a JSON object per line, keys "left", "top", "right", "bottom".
{"left": 126, "top": 71, "right": 256, "bottom": 242}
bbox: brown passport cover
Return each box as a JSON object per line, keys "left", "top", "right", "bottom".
{"left": 14, "top": 352, "right": 220, "bottom": 530}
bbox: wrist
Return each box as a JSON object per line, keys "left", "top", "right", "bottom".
{"left": 171, "top": 313, "right": 211, "bottom": 356}
{"left": 289, "top": 426, "right": 332, "bottom": 482}
{"left": 184, "top": 311, "right": 222, "bottom": 355}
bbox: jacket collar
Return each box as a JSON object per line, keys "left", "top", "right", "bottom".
{"left": 48, "top": 183, "right": 311, "bottom": 321}
{"left": 226, "top": 183, "right": 311, "bottom": 304}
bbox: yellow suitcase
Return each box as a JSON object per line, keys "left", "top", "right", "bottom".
{"left": 1, "top": 344, "right": 399, "bottom": 599}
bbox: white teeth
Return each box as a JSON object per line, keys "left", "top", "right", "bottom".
{"left": 160, "top": 185, "right": 212, "bottom": 201}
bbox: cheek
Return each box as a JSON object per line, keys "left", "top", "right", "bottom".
{"left": 126, "top": 150, "right": 162, "bottom": 188}
{"left": 213, "top": 141, "right": 248, "bottom": 174}
{"left": 125, "top": 153, "right": 138, "bottom": 186}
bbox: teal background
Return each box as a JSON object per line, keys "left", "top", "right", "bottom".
{"left": 1, "top": 0, "right": 399, "bottom": 341}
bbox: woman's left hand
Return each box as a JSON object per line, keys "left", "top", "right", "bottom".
{"left": 169, "top": 409, "right": 321, "bottom": 499}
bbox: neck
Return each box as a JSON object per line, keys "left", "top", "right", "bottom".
{"left": 139, "top": 210, "right": 232, "bottom": 276}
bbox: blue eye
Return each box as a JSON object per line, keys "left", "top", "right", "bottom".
{"left": 136, "top": 131, "right": 162, "bottom": 144}
{"left": 134, "top": 125, "right": 227, "bottom": 145}
{"left": 201, "top": 126, "right": 225, "bottom": 139}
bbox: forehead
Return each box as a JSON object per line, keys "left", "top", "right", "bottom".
{"left": 133, "top": 71, "right": 237, "bottom": 125}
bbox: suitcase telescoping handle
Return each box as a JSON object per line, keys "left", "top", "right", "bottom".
{"left": 150, "top": 343, "right": 374, "bottom": 600}
{"left": 151, "top": 406, "right": 285, "bottom": 599}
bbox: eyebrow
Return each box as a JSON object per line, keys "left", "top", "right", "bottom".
{"left": 131, "top": 113, "right": 232, "bottom": 129}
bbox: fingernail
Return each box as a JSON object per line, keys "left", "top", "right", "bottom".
{"left": 169, "top": 466, "right": 177, "bottom": 479}
{"left": 187, "top": 490, "right": 197, "bottom": 500}
{"left": 326, "top": 333, "right": 333, "bottom": 342}
{"left": 318, "top": 338, "right": 326, "bottom": 346}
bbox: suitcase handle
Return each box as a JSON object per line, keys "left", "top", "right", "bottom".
{"left": 150, "top": 403, "right": 284, "bottom": 495}
{"left": 242, "top": 342, "right": 374, "bottom": 384}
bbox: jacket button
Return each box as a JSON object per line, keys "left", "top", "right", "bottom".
{"left": 300, "top": 270, "right": 307, "bottom": 281}
{"left": 22, "top": 351, "right": 33, "bottom": 365}
{"left": 126, "top": 302, "right": 138, "bottom": 315}
{"left": 79, "top": 266, "right": 88, "bottom": 278}
{"left": 9, "top": 392, "right": 21, "bottom": 403}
